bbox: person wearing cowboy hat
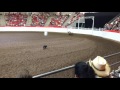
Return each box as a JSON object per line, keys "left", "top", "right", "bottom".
{"left": 75, "top": 61, "right": 96, "bottom": 78}
{"left": 89, "top": 56, "right": 111, "bottom": 78}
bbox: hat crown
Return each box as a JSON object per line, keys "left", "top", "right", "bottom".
{"left": 98, "top": 57, "right": 106, "bottom": 65}
{"left": 92, "top": 56, "right": 106, "bottom": 71}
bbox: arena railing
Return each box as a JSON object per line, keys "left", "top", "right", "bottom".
{"left": 107, "top": 13, "right": 120, "bottom": 24}
{"left": 32, "top": 51, "right": 120, "bottom": 78}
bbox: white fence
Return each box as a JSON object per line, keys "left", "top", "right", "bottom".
{"left": 0, "top": 27, "right": 120, "bottom": 42}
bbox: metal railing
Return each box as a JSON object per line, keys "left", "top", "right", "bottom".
{"left": 107, "top": 13, "right": 120, "bottom": 24}
{"left": 32, "top": 51, "right": 120, "bottom": 78}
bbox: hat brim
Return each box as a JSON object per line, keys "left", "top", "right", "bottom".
{"left": 89, "top": 59, "right": 111, "bottom": 77}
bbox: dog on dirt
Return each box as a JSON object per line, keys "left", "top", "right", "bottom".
{"left": 68, "top": 31, "right": 73, "bottom": 36}
{"left": 43, "top": 45, "right": 47, "bottom": 50}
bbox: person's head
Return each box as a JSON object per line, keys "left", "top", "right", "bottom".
{"left": 89, "top": 56, "right": 111, "bottom": 78}
{"left": 75, "top": 61, "right": 96, "bottom": 78}
{"left": 17, "top": 69, "right": 32, "bottom": 78}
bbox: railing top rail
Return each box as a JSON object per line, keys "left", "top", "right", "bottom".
{"left": 33, "top": 65, "right": 74, "bottom": 78}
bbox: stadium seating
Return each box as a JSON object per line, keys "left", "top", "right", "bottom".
{"left": 5, "top": 13, "right": 28, "bottom": 26}
{"left": 31, "top": 12, "right": 50, "bottom": 26}
{"left": 104, "top": 16, "right": 120, "bottom": 30}
{"left": 65, "top": 12, "right": 84, "bottom": 27}
{"left": 49, "top": 15, "right": 69, "bottom": 27}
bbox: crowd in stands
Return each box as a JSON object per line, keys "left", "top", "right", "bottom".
{"left": 49, "top": 13, "right": 69, "bottom": 27}
{"left": 31, "top": 12, "right": 50, "bottom": 26}
{"left": 31, "top": 12, "right": 83, "bottom": 27}
{"left": 3, "top": 12, "right": 120, "bottom": 29}
{"left": 104, "top": 16, "right": 120, "bottom": 31}
{"left": 2, "top": 12, "right": 85, "bottom": 27}
{"left": 65, "top": 12, "right": 84, "bottom": 27}
{"left": 5, "top": 12, "right": 28, "bottom": 26}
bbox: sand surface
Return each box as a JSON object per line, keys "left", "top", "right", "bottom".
{"left": 0, "top": 32, "right": 120, "bottom": 78}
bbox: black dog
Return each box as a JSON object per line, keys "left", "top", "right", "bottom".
{"left": 43, "top": 45, "right": 47, "bottom": 50}
{"left": 68, "top": 31, "right": 73, "bottom": 36}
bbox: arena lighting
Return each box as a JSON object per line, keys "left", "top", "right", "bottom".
{"left": 78, "top": 16, "right": 94, "bottom": 29}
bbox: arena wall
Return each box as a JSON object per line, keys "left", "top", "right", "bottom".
{"left": 0, "top": 27, "right": 120, "bottom": 42}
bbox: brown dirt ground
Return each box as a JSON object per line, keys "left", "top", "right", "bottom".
{"left": 0, "top": 32, "right": 120, "bottom": 78}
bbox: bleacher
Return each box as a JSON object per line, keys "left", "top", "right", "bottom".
{"left": 5, "top": 12, "right": 28, "bottom": 26}
{"left": 31, "top": 12, "right": 50, "bottom": 26}
{"left": 104, "top": 15, "right": 120, "bottom": 31}
{"left": 49, "top": 14, "right": 69, "bottom": 27}
{"left": 0, "top": 12, "right": 85, "bottom": 27}
{"left": 65, "top": 12, "right": 84, "bottom": 27}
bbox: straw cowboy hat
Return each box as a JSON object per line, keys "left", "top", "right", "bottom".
{"left": 89, "top": 56, "right": 111, "bottom": 77}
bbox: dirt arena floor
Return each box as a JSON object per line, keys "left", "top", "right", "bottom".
{"left": 0, "top": 32, "right": 120, "bottom": 78}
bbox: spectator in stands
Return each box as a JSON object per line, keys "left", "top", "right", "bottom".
{"left": 104, "top": 15, "right": 120, "bottom": 31}
{"left": 89, "top": 56, "right": 111, "bottom": 78}
{"left": 75, "top": 61, "right": 96, "bottom": 78}
{"left": 16, "top": 69, "right": 32, "bottom": 78}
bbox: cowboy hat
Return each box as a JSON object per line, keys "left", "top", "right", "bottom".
{"left": 89, "top": 56, "right": 111, "bottom": 77}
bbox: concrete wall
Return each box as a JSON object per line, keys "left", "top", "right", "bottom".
{"left": 0, "top": 27, "right": 120, "bottom": 42}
